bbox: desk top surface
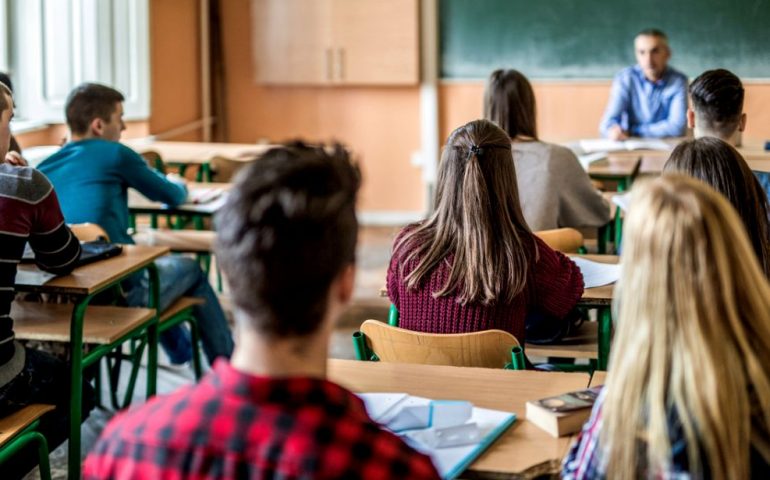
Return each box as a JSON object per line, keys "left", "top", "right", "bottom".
{"left": 128, "top": 182, "right": 231, "bottom": 215}
{"left": 15, "top": 244, "right": 168, "bottom": 295}
{"left": 125, "top": 140, "right": 273, "bottom": 164}
{"left": 589, "top": 371, "right": 607, "bottom": 388}
{"left": 588, "top": 154, "right": 641, "bottom": 177}
{"left": 327, "top": 359, "right": 590, "bottom": 475}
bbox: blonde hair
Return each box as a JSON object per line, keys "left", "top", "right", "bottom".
{"left": 603, "top": 174, "right": 770, "bottom": 478}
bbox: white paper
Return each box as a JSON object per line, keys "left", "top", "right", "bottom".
{"left": 570, "top": 257, "right": 620, "bottom": 288}
{"left": 188, "top": 187, "right": 225, "bottom": 204}
{"left": 357, "top": 393, "right": 516, "bottom": 480}
{"left": 15, "top": 270, "right": 57, "bottom": 286}
{"left": 579, "top": 138, "right": 674, "bottom": 154}
{"left": 612, "top": 192, "right": 632, "bottom": 212}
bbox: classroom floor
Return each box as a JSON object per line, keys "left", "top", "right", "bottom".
{"left": 22, "top": 226, "right": 400, "bottom": 479}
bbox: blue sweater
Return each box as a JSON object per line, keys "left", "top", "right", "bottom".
{"left": 39, "top": 139, "right": 187, "bottom": 244}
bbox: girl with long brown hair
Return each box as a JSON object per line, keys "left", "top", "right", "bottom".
{"left": 663, "top": 136, "right": 770, "bottom": 277}
{"left": 387, "top": 119, "right": 583, "bottom": 342}
{"left": 484, "top": 69, "right": 609, "bottom": 231}
{"left": 563, "top": 175, "right": 770, "bottom": 478}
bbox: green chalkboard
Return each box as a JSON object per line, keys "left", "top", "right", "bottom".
{"left": 440, "top": 0, "right": 770, "bottom": 79}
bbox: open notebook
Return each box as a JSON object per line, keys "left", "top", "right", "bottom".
{"left": 358, "top": 393, "right": 516, "bottom": 480}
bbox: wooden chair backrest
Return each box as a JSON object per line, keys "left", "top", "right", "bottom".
{"left": 70, "top": 223, "right": 110, "bottom": 242}
{"left": 359, "top": 319, "right": 520, "bottom": 368}
{"left": 534, "top": 228, "right": 584, "bottom": 253}
{"left": 209, "top": 155, "right": 248, "bottom": 182}
{"left": 0, "top": 404, "right": 54, "bottom": 446}
{"left": 140, "top": 150, "right": 166, "bottom": 173}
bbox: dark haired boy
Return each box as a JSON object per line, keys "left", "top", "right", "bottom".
{"left": 83, "top": 143, "right": 439, "bottom": 480}
{"left": 688, "top": 69, "right": 770, "bottom": 201}
{"left": 39, "top": 83, "right": 233, "bottom": 366}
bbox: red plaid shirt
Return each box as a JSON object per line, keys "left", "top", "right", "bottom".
{"left": 84, "top": 360, "right": 439, "bottom": 479}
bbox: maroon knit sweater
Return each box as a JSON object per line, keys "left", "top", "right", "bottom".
{"left": 387, "top": 231, "right": 584, "bottom": 342}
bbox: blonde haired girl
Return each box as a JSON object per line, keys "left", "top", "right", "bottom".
{"left": 563, "top": 174, "right": 770, "bottom": 478}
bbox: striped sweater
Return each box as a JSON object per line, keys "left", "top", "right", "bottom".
{"left": 0, "top": 164, "right": 81, "bottom": 387}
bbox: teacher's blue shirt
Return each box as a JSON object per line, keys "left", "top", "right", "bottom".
{"left": 600, "top": 65, "right": 688, "bottom": 138}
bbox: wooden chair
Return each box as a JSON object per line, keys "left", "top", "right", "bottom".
{"left": 69, "top": 223, "right": 206, "bottom": 381}
{"left": 534, "top": 228, "right": 585, "bottom": 254}
{"left": 352, "top": 319, "right": 526, "bottom": 369}
{"left": 0, "top": 404, "right": 54, "bottom": 480}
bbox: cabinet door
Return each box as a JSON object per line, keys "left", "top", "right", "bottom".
{"left": 330, "top": 0, "right": 420, "bottom": 85}
{"left": 251, "top": 0, "right": 332, "bottom": 84}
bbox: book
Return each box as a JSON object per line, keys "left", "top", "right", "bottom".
{"left": 358, "top": 393, "right": 516, "bottom": 480}
{"left": 526, "top": 387, "right": 601, "bottom": 437}
{"left": 578, "top": 138, "right": 674, "bottom": 154}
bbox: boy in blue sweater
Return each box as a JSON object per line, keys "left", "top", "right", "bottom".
{"left": 39, "top": 83, "right": 233, "bottom": 366}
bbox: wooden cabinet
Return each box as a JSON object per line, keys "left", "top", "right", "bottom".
{"left": 251, "top": 0, "right": 419, "bottom": 85}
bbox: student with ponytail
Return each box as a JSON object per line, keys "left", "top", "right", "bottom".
{"left": 563, "top": 175, "right": 770, "bottom": 478}
{"left": 386, "top": 119, "right": 584, "bottom": 343}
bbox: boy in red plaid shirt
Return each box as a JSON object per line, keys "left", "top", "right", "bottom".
{"left": 83, "top": 143, "right": 439, "bottom": 479}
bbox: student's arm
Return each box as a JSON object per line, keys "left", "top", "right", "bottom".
{"left": 556, "top": 149, "right": 611, "bottom": 228}
{"left": 28, "top": 172, "right": 81, "bottom": 275}
{"left": 633, "top": 76, "right": 687, "bottom": 138}
{"left": 531, "top": 236, "right": 584, "bottom": 319}
{"left": 119, "top": 146, "right": 187, "bottom": 207}
{"left": 561, "top": 389, "right": 607, "bottom": 479}
{"left": 599, "top": 72, "right": 631, "bottom": 138}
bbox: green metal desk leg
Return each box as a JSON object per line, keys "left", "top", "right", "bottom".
{"left": 617, "top": 176, "right": 629, "bottom": 192}
{"left": 597, "top": 223, "right": 610, "bottom": 254}
{"left": 67, "top": 296, "right": 92, "bottom": 480}
{"left": 598, "top": 307, "right": 612, "bottom": 370}
{"left": 202, "top": 163, "right": 212, "bottom": 183}
{"left": 613, "top": 207, "right": 623, "bottom": 254}
{"left": 146, "top": 263, "right": 160, "bottom": 398}
{"left": 388, "top": 304, "right": 399, "bottom": 327}
{"left": 0, "top": 424, "right": 51, "bottom": 480}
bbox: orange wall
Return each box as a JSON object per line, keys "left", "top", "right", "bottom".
{"left": 440, "top": 81, "right": 770, "bottom": 144}
{"left": 220, "top": 0, "right": 425, "bottom": 212}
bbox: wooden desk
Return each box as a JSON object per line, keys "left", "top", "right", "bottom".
{"left": 588, "top": 154, "right": 641, "bottom": 191}
{"left": 125, "top": 140, "right": 273, "bottom": 182}
{"left": 128, "top": 182, "right": 231, "bottom": 218}
{"left": 15, "top": 245, "right": 168, "bottom": 479}
{"left": 589, "top": 371, "right": 607, "bottom": 388}
{"left": 328, "top": 359, "right": 589, "bottom": 477}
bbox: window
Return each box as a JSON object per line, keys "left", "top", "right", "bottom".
{"left": 0, "top": 0, "right": 149, "bottom": 124}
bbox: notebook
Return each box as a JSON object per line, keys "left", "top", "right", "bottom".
{"left": 22, "top": 240, "right": 124, "bottom": 268}
{"left": 358, "top": 393, "right": 516, "bottom": 480}
{"left": 578, "top": 138, "right": 673, "bottom": 154}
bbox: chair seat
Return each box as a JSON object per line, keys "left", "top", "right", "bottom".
{"left": 133, "top": 229, "right": 215, "bottom": 253}
{"left": 525, "top": 321, "right": 599, "bottom": 360}
{"left": 12, "top": 302, "right": 155, "bottom": 344}
{"left": 0, "top": 404, "right": 54, "bottom": 446}
{"left": 160, "top": 297, "right": 204, "bottom": 323}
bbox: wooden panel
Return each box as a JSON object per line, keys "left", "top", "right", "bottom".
{"left": 331, "top": 0, "right": 419, "bottom": 85}
{"left": 0, "top": 404, "right": 55, "bottom": 446}
{"left": 160, "top": 297, "right": 204, "bottom": 322}
{"left": 327, "top": 359, "right": 590, "bottom": 475}
{"left": 12, "top": 302, "right": 155, "bottom": 344}
{"left": 251, "top": 0, "right": 330, "bottom": 84}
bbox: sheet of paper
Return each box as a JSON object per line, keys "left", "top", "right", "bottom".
{"left": 578, "top": 138, "right": 627, "bottom": 153}
{"left": 612, "top": 192, "right": 631, "bottom": 211}
{"left": 570, "top": 257, "right": 620, "bottom": 288}
{"left": 358, "top": 394, "right": 516, "bottom": 480}
{"left": 624, "top": 139, "right": 674, "bottom": 151}
{"left": 15, "top": 270, "right": 57, "bottom": 286}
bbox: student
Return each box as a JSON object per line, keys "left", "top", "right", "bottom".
{"left": 663, "top": 137, "right": 770, "bottom": 276}
{"left": 599, "top": 29, "right": 687, "bottom": 139}
{"left": 484, "top": 69, "right": 610, "bottom": 231}
{"left": 387, "top": 119, "right": 583, "bottom": 343}
{"left": 563, "top": 175, "right": 770, "bottom": 478}
{"left": 83, "top": 143, "right": 441, "bottom": 480}
{"left": 0, "top": 83, "right": 92, "bottom": 477}
{"left": 688, "top": 68, "right": 770, "bottom": 199}
{"left": 38, "top": 83, "right": 233, "bottom": 366}
{"left": 0, "top": 72, "right": 25, "bottom": 166}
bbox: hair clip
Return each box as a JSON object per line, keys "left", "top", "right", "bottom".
{"left": 469, "top": 145, "right": 484, "bottom": 157}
